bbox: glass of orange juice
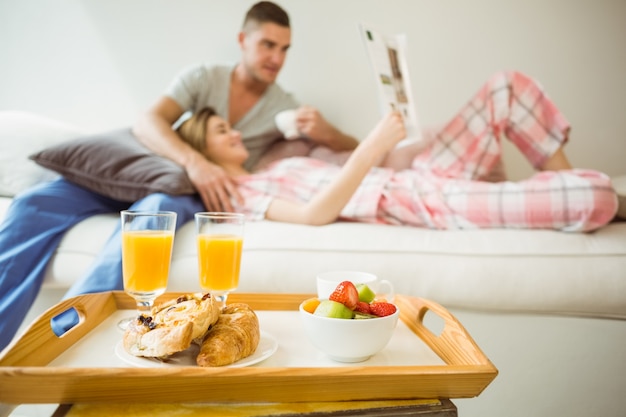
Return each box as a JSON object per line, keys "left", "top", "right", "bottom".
{"left": 195, "top": 212, "right": 245, "bottom": 308}
{"left": 119, "top": 210, "right": 177, "bottom": 329}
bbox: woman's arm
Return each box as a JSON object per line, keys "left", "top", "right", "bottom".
{"left": 264, "top": 112, "right": 406, "bottom": 225}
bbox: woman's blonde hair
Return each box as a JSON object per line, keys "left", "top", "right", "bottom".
{"left": 176, "top": 107, "right": 218, "bottom": 155}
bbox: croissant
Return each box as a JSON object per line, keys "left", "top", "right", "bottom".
{"left": 196, "top": 303, "right": 260, "bottom": 367}
{"left": 123, "top": 292, "right": 220, "bottom": 358}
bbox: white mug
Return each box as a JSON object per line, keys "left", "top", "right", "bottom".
{"left": 316, "top": 270, "right": 394, "bottom": 302}
{"left": 274, "top": 109, "right": 299, "bottom": 140}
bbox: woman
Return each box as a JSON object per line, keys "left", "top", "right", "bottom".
{"left": 177, "top": 71, "right": 617, "bottom": 232}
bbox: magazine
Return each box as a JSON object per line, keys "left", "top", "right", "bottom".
{"left": 359, "top": 22, "right": 422, "bottom": 144}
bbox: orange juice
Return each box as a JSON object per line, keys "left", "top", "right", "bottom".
{"left": 122, "top": 230, "right": 174, "bottom": 294}
{"left": 197, "top": 234, "right": 243, "bottom": 292}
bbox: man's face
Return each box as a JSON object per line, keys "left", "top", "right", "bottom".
{"left": 239, "top": 22, "right": 291, "bottom": 85}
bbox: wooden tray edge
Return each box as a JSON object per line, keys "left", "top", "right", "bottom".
{"left": 0, "top": 291, "right": 498, "bottom": 404}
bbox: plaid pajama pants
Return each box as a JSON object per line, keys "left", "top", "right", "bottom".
{"left": 379, "top": 71, "right": 617, "bottom": 231}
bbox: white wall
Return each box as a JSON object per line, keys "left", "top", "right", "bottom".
{"left": 1, "top": 0, "right": 625, "bottom": 179}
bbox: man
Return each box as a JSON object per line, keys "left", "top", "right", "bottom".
{"left": 133, "top": 1, "right": 358, "bottom": 212}
{"left": 0, "top": 1, "right": 357, "bottom": 351}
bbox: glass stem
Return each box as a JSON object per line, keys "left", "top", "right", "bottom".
{"left": 136, "top": 300, "right": 154, "bottom": 316}
{"left": 214, "top": 294, "right": 228, "bottom": 309}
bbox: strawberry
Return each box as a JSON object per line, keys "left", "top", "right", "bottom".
{"left": 353, "top": 301, "right": 372, "bottom": 315}
{"left": 369, "top": 302, "right": 397, "bottom": 317}
{"left": 329, "top": 281, "right": 359, "bottom": 310}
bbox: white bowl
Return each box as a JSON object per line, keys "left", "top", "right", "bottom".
{"left": 298, "top": 301, "right": 400, "bottom": 363}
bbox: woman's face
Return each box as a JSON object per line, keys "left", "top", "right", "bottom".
{"left": 204, "top": 115, "right": 249, "bottom": 167}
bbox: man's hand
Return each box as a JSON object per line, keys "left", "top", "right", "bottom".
{"left": 294, "top": 106, "right": 337, "bottom": 146}
{"left": 185, "top": 155, "right": 242, "bottom": 212}
{"left": 293, "top": 106, "right": 358, "bottom": 152}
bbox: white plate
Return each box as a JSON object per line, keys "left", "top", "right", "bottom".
{"left": 115, "top": 330, "right": 278, "bottom": 368}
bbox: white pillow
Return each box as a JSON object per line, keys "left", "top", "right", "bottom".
{"left": 0, "top": 111, "right": 84, "bottom": 197}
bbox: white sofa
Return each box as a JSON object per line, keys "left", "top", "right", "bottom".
{"left": 2, "top": 111, "right": 626, "bottom": 417}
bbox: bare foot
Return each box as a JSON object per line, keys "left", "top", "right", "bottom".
{"left": 541, "top": 147, "right": 573, "bottom": 171}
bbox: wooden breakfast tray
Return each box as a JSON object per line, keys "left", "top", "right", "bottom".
{"left": 0, "top": 292, "right": 497, "bottom": 404}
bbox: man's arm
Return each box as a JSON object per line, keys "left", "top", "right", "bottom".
{"left": 132, "top": 96, "right": 241, "bottom": 211}
{"left": 133, "top": 96, "right": 192, "bottom": 164}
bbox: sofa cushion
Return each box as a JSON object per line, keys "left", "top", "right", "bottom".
{"left": 37, "top": 213, "right": 626, "bottom": 319}
{"left": 0, "top": 111, "right": 83, "bottom": 197}
{"left": 1, "top": 194, "right": 625, "bottom": 318}
{"left": 29, "top": 129, "right": 196, "bottom": 202}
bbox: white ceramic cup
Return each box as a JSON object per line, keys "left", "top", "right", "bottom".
{"left": 274, "top": 109, "right": 299, "bottom": 140}
{"left": 316, "top": 270, "right": 394, "bottom": 302}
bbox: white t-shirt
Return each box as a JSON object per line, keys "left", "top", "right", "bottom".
{"left": 165, "top": 63, "right": 299, "bottom": 170}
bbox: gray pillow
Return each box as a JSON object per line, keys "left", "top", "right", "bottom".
{"left": 29, "top": 128, "right": 196, "bottom": 202}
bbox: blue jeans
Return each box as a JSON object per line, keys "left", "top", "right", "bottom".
{"left": 0, "top": 178, "right": 203, "bottom": 351}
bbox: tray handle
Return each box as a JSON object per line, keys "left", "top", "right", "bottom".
{"left": 395, "top": 295, "right": 492, "bottom": 366}
{"left": 0, "top": 292, "right": 117, "bottom": 366}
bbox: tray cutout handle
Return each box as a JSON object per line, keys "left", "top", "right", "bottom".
{"left": 421, "top": 308, "right": 445, "bottom": 337}
{"left": 395, "top": 295, "right": 492, "bottom": 366}
{"left": 0, "top": 292, "right": 117, "bottom": 367}
{"left": 50, "top": 307, "right": 83, "bottom": 338}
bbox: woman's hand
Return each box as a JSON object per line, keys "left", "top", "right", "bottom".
{"left": 362, "top": 111, "right": 407, "bottom": 155}
{"left": 185, "top": 154, "right": 242, "bottom": 212}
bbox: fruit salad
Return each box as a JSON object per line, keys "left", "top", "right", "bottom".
{"left": 302, "top": 281, "right": 397, "bottom": 319}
